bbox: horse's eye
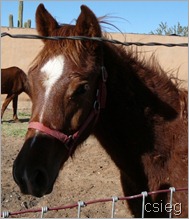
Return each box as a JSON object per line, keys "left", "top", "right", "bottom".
{"left": 74, "top": 83, "right": 90, "bottom": 97}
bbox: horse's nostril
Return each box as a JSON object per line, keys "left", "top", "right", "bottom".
{"left": 33, "top": 168, "right": 48, "bottom": 190}
{"left": 13, "top": 166, "right": 50, "bottom": 197}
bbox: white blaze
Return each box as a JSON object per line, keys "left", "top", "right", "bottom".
{"left": 39, "top": 55, "right": 65, "bottom": 122}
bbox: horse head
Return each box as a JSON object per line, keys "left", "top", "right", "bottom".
{"left": 13, "top": 4, "right": 105, "bottom": 197}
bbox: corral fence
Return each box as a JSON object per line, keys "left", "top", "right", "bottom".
{"left": 1, "top": 32, "right": 188, "bottom": 47}
{"left": 1, "top": 187, "right": 188, "bottom": 218}
{"left": 1, "top": 33, "right": 188, "bottom": 218}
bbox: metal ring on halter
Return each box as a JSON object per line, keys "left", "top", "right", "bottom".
{"left": 96, "top": 89, "right": 99, "bottom": 97}
{"left": 65, "top": 135, "right": 73, "bottom": 148}
{"left": 93, "top": 100, "right": 100, "bottom": 111}
{"left": 101, "top": 66, "right": 108, "bottom": 82}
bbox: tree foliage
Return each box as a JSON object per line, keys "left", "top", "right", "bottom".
{"left": 150, "top": 22, "right": 188, "bottom": 36}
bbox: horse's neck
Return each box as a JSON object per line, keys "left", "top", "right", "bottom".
{"left": 94, "top": 44, "right": 181, "bottom": 169}
{"left": 104, "top": 44, "right": 180, "bottom": 114}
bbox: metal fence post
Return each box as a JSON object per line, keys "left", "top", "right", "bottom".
{"left": 111, "top": 196, "right": 118, "bottom": 218}
{"left": 2, "top": 211, "right": 9, "bottom": 218}
{"left": 141, "top": 191, "right": 148, "bottom": 218}
{"left": 169, "top": 187, "right": 176, "bottom": 218}
{"left": 77, "top": 201, "right": 85, "bottom": 218}
{"left": 41, "top": 206, "right": 48, "bottom": 218}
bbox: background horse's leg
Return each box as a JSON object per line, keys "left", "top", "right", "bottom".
{"left": 12, "top": 95, "right": 19, "bottom": 122}
{"left": 1, "top": 94, "right": 15, "bottom": 121}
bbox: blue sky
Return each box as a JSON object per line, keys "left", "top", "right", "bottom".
{"left": 1, "top": 1, "right": 188, "bottom": 34}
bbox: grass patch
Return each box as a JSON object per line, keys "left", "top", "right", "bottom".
{"left": 2, "top": 123, "right": 28, "bottom": 137}
{"left": 18, "top": 111, "right": 31, "bottom": 117}
{"left": 1, "top": 109, "right": 31, "bottom": 137}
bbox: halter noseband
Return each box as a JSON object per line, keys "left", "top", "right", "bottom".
{"left": 28, "top": 66, "right": 108, "bottom": 152}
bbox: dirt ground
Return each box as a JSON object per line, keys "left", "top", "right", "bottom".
{"left": 1, "top": 99, "right": 132, "bottom": 218}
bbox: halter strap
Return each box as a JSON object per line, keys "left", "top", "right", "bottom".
{"left": 28, "top": 66, "right": 108, "bottom": 152}
{"left": 28, "top": 122, "right": 72, "bottom": 144}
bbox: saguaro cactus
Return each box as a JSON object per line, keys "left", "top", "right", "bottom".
{"left": 9, "top": 14, "right": 14, "bottom": 28}
{"left": 24, "top": 22, "right": 27, "bottom": 28}
{"left": 18, "top": 0, "right": 23, "bottom": 27}
{"left": 27, "top": 19, "right": 31, "bottom": 28}
{"left": 24, "top": 19, "right": 31, "bottom": 28}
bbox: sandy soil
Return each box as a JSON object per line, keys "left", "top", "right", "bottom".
{"left": 1, "top": 100, "right": 132, "bottom": 218}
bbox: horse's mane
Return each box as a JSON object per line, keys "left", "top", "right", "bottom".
{"left": 29, "top": 24, "right": 84, "bottom": 72}
{"left": 29, "top": 16, "right": 125, "bottom": 72}
{"left": 30, "top": 19, "right": 185, "bottom": 112}
{"left": 100, "top": 18, "right": 186, "bottom": 99}
{"left": 104, "top": 40, "right": 185, "bottom": 113}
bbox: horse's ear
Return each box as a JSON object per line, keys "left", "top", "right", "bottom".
{"left": 36, "top": 4, "right": 59, "bottom": 41}
{"left": 76, "top": 5, "right": 102, "bottom": 38}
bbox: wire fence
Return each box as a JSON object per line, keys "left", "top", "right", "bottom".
{"left": 1, "top": 32, "right": 188, "bottom": 218}
{"left": 1, "top": 187, "right": 188, "bottom": 218}
{"left": 1, "top": 32, "right": 188, "bottom": 47}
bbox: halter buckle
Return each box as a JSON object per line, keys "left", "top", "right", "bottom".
{"left": 65, "top": 135, "right": 73, "bottom": 148}
{"left": 93, "top": 100, "right": 100, "bottom": 111}
{"left": 101, "top": 66, "right": 108, "bottom": 82}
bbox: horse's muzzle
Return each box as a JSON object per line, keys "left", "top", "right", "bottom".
{"left": 12, "top": 133, "right": 68, "bottom": 197}
{"left": 13, "top": 163, "right": 52, "bottom": 197}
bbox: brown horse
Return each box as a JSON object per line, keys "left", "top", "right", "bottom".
{"left": 1, "top": 66, "right": 30, "bottom": 122}
{"left": 13, "top": 4, "right": 188, "bottom": 217}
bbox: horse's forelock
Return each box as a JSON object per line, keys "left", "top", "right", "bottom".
{"left": 31, "top": 22, "right": 102, "bottom": 73}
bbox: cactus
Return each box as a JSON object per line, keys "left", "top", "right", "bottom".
{"left": 18, "top": 0, "right": 23, "bottom": 27}
{"left": 27, "top": 19, "right": 31, "bottom": 28}
{"left": 24, "top": 22, "right": 27, "bottom": 28}
{"left": 24, "top": 20, "right": 31, "bottom": 28}
{"left": 9, "top": 14, "right": 14, "bottom": 28}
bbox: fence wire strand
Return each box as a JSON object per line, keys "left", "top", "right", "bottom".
{"left": 1, "top": 31, "right": 188, "bottom": 218}
{"left": 1, "top": 32, "right": 188, "bottom": 47}
{"left": 1, "top": 187, "right": 187, "bottom": 218}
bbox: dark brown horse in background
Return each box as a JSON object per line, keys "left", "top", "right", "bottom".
{"left": 1, "top": 66, "right": 30, "bottom": 122}
{"left": 13, "top": 4, "right": 188, "bottom": 217}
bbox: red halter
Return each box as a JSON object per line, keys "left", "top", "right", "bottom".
{"left": 28, "top": 66, "right": 108, "bottom": 152}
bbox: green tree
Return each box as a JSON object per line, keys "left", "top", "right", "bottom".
{"left": 150, "top": 22, "right": 188, "bottom": 36}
